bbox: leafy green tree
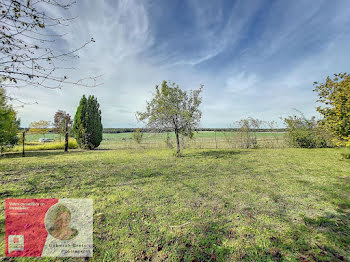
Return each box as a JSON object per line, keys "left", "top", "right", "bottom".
{"left": 137, "top": 81, "right": 203, "bottom": 156}
{"left": 53, "top": 110, "right": 72, "bottom": 142}
{"left": 314, "top": 73, "right": 350, "bottom": 146}
{"left": 29, "top": 120, "right": 51, "bottom": 138}
{"left": 0, "top": 88, "right": 20, "bottom": 154}
{"left": 53, "top": 110, "right": 72, "bottom": 152}
{"left": 73, "top": 95, "right": 103, "bottom": 149}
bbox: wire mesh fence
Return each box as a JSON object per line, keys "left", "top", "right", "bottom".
{"left": 99, "top": 133, "right": 286, "bottom": 150}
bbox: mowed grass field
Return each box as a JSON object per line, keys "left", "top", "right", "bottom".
{"left": 1, "top": 145, "right": 349, "bottom": 261}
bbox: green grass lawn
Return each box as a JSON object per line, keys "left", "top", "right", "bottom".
{"left": 1, "top": 147, "right": 349, "bottom": 261}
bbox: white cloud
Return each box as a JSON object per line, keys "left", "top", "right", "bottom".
{"left": 7, "top": 0, "right": 350, "bottom": 128}
{"left": 225, "top": 72, "right": 258, "bottom": 94}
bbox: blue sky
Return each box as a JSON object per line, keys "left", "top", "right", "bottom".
{"left": 10, "top": 0, "right": 350, "bottom": 127}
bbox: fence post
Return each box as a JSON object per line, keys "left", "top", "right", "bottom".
{"left": 64, "top": 120, "right": 69, "bottom": 152}
{"left": 22, "top": 131, "right": 25, "bottom": 157}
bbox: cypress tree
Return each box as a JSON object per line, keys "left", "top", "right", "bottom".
{"left": 73, "top": 95, "right": 87, "bottom": 147}
{"left": 73, "top": 95, "right": 102, "bottom": 149}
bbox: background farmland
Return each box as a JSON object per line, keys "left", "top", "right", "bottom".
{"left": 14, "top": 131, "right": 286, "bottom": 152}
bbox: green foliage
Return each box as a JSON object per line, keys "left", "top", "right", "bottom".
{"left": 28, "top": 120, "right": 51, "bottom": 137}
{"left": 284, "top": 113, "right": 332, "bottom": 148}
{"left": 132, "top": 128, "right": 143, "bottom": 144}
{"left": 53, "top": 110, "right": 72, "bottom": 136}
{"left": 0, "top": 88, "right": 20, "bottom": 153}
{"left": 164, "top": 133, "right": 174, "bottom": 148}
{"left": 86, "top": 95, "right": 103, "bottom": 148}
{"left": 137, "top": 81, "right": 203, "bottom": 156}
{"left": 314, "top": 73, "right": 350, "bottom": 146}
{"left": 73, "top": 95, "right": 87, "bottom": 147}
{"left": 104, "top": 128, "right": 143, "bottom": 133}
{"left": 73, "top": 95, "right": 103, "bottom": 149}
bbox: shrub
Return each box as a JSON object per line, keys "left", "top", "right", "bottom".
{"left": 284, "top": 113, "right": 332, "bottom": 148}
{"left": 238, "top": 117, "right": 262, "bottom": 149}
{"left": 0, "top": 88, "right": 20, "bottom": 154}
{"left": 132, "top": 129, "right": 143, "bottom": 144}
{"left": 164, "top": 133, "right": 174, "bottom": 148}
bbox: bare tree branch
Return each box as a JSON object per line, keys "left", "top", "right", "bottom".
{"left": 0, "top": 0, "right": 100, "bottom": 93}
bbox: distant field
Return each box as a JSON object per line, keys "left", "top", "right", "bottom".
{"left": 18, "top": 131, "right": 285, "bottom": 151}
{"left": 102, "top": 131, "right": 285, "bottom": 150}
{"left": 22, "top": 133, "right": 63, "bottom": 142}
{"left": 1, "top": 147, "right": 349, "bottom": 261}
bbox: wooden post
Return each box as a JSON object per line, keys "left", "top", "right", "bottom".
{"left": 215, "top": 130, "right": 218, "bottom": 149}
{"left": 22, "top": 131, "right": 25, "bottom": 157}
{"left": 64, "top": 120, "right": 68, "bottom": 152}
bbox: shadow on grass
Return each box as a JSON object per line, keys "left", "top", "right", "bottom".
{"left": 272, "top": 182, "right": 350, "bottom": 261}
{"left": 0, "top": 150, "right": 85, "bottom": 159}
{"left": 183, "top": 149, "right": 244, "bottom": 159}
{"left": 301, "top": 208, "right": 349, "bottom": 260}
{"left": 94, "top": 148, "right": 116, "bottom": 151}
{"left": 298, "top": 181, "right": 350, "bottom": 261}
{"left": 1, "top": 175, "right": 74, "bottom": 199}
{"left": 175, "top": 221, "right": 230, "bottom": 261}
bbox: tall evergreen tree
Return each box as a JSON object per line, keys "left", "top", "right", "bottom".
{"left": 73, "top": 95, "right": 88, "bottom": 147}
{"left": 73, "top": 95, "right": 102, "bottom": 149}
{"left": 86, "top": 96, "right": 103, "bottom": 148}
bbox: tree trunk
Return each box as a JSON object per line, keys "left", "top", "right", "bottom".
{"left": 175, "top": 129, "right": 181, "bottom": 156}
{"left": 64, "top": 120, "right": 69, "bottom": 152}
